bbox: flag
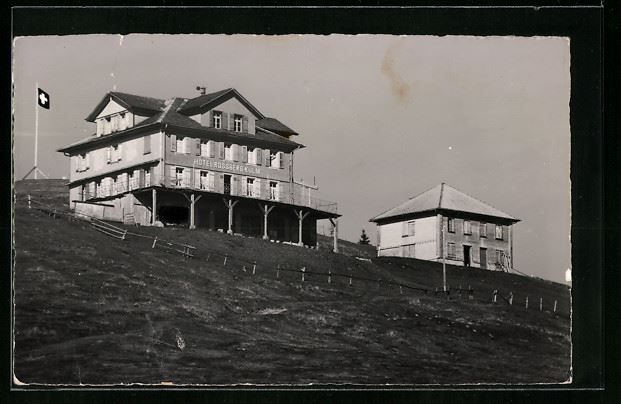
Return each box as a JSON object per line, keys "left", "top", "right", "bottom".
{"left": 37, "top": 88, "right": 50, "bottom": 109}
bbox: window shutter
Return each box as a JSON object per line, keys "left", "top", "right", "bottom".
{"left": 195, "top": 138, "right": 201, "bottom": 156}
{"left": 242, "top": 116, "right": 248, "bottom": 133}
{"left": 85, "top": 153, "right": 90, "bottom": 169}
{"left": 194, "top": 169, "right": 201, "bottom": 189}
{"left": 218, "top": 142, "right": 225, "bottom": 159}
{"left": 183, "top": 169, "right": 191, "bottom": 187}
{"left": 208, "top": 110, "right": 213, "bottom": 128}
{"left": 118, "top": 143, "right": 123, "bottom": 161}
{"left": 144, "top": 135, "right": 151, "bottom": 154}
{"left": 279, "top": 152, "right": 285, "bottom": 169}
{"left": 170, "top": 134, "right": 177, "bottom": 152}
{"left": 264, "top": 149, "right": 271, "bottom": 166}
{"left": 209, "top": 172, "right": 215, "bottom": 190}
{"left": 209, "top": 141, "right": 216, "bottom": 158}
{"left": 241, "top": 176, "right": 247, "bottom": 196}
{"left": 241, "top": 146, "right": 248, "bottom": 163}
{"left": 169, "top": 165, "right": 177, "bottom": 186}
{"left": 233, "top": 144, "right": 239, "bottom": 162}
{"left": 402, "top": 222, "right": 408, "bottom": 237}
{"left": 229, "top": 113, "right": 234, "bottom": 131}
{"left": 256, "top": 149, "right": 262, "bottom": 166}
{"left": 222, "top": 112, "right": 229, "bottom": 130}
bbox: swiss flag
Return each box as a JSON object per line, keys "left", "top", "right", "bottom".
{"left": 37, "top": 88, "right": 50, "bottom": 109}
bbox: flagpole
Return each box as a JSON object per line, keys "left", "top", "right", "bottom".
{"left": 34, "top": 81, "right": 39, "bottom": 179}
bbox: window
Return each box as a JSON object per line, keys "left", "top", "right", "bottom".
{"left": 447, "top": 242, "right": 456, "bottom": 259}
{"left": 176, "top": 137, "right": 185, "bottom": 153}
{"left": 464, "top": 220, "right": 472, "bottom": 235}
{"left": 495, "top": 224, "right": 503, "bottom": 240}
{"left": 447, "top": 218, "right": 455, "bottom": 233}
{"left": 248, "top": 147, "right": 256, "bottom": 164}
{"left": 119, "top": 112, "right": 127, "bottom": 130}
{"left": 104, "top": 116, "right": 112, "bottom": 134}
{"left": 108, "top": 145, "right": 121, "bottom": 163}
{"left": 175, "top": 167, "right": 184, "bottom": 186}
{"left": 145, "top": 168, "right": 151, "bottom": 187}
{"left": 246, "top": 178, "right": 255, "bottom": 197}
{"left": 269, "top": 181, "right": 279, "bottom": 200}
{"left": 495, "top": 249, "right": 504, "bottom": 264}
{"left": 480, "top": 222, "right": 487, "bottom": 238}
{"left": 200, "top": 140, "right": 209, "bottom": 157}
{"left": 200, "top": 171, "right": 209, "bottom": 190}
{"left": 77, "top": 153, "right": 89, "bottom": 172}
{"left": 213, "top": 111, "right": 222, "bottom": 129}
{"left": 408, "top": 221, "right": 416, "bottom": 236}
{"left": 128, "top": 171, "right": 136, "bottom": 190}
{"left": 224, "top": 143, "right": 233, "bottom": 160}
{"left": 234, "top": 115, "right": 242, "bottom": 132}
{"left": 270, "top": 151, "right": 280, "bottom": 168}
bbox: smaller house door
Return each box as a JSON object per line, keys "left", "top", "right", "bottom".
{"left": 463, "top": 245, "right": 471, "bottom": 267}
{"left": 223, "top": 175, "right": 231, "bottom": 195}
{"left": 480, "top": 247, "right": 487, "bottom": 269}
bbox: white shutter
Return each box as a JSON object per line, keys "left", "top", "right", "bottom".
{"left": 118, "top": 143, "right": 123, "bottom": 161}
{"left": 183, "top": 168, "right": 191, "bottom": 187}
{"left": 169, "top": 166, "right": 177, "bottom": 186}
{"left": 264, "top": 149, "right": 270, "bottom": 166}
{"left": 209, "top": 172, "right": 215, "bottom": 190}
{"left": 106, "top": 146, "right": 112, "bottom": 163}
{"left": 241, "top": 176, "right": 247, "bottom": 196}
{"left": 279, "top": 152, "right": 285, "bottom": 169}
{"left": 170, "top": 134, "right": 177, "bottom": 152}
{"left": 256, "top": 149, "right": 262, "bottom": 166}
{"left": 86, "top": 153, "right": 90, "bottom": 169}
{"left": 233, "top": 144, "right": 239, "bottom": 162}
{"left": 241, "top": 146, "right": 248, "bottom": 163}
{"left": 194, "top": 169, "right": 201, "bottom": 189}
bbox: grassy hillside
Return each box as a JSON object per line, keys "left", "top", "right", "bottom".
{"left": 13, "top": 180, "right": 571, "bottom": 385}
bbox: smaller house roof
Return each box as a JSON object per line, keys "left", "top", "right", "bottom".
{"left": 178, "top": 88, "right": 265, "bottom": 119}
{"left": 85, "top": 92, "right": 166, "bottom": 122}
{"left": 370, "top": 183, "right": 519, "bottom": 223}
{"left": 256, "top": 117, "right": 299, "bottom": 136}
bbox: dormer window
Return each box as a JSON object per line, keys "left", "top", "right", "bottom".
{"left": 213, "top": 111, "right": 222, "bottom": 129}
{"left": 234, "top": 115, "right": 242, "bottom": 132}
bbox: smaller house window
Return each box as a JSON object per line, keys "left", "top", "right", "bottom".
{"left": 480, "top": 222, "right": 487, "bottom": 238}
{"left": 176, "top": 137, "right": 185, "bottom": 153}
{"left": 495, "top": 249, "right": 504, "bottom": 264}
{"left": 464, "top": 220, "right": 472, "bottom": 235}
{"left": 213, "top": 111, "right": 222, "bottom": 129}
{"left": 447, "top": 218, "right": 455, "bottom": 233}
{"left": 234, "top": 115, "right": 243, "bottom": 132}
{"left": 495, "top": 225, "right": 504, "bottom": 240}
{"left": 447, "top": 242, "right": 456, "bottom": 259}
{"left": 408, "top": 221, "right": 416, "bottom": 236}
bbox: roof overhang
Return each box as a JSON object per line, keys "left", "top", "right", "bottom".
{"left": 370, "top": 208, "right": 520, "bottom": 225}
{"left": 57, "top": 123, "right": 161, "bottom": 155}
{"left": 179, "top": 89, "right": 265, "bottom": 119}
{"left": 84, "top": 93, "right": 162, "bottom": 122}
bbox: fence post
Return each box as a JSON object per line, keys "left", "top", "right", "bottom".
{"left": 509, "top": 292, "right": 513, "bottom": 305}
{"left": 152, "top": 237, "right": 158, "bottom": 248}
{"left": 206, "top": 253, "right": 210, "bottom": 262}
{"left": 525, "top": 296, "right": 529, "bottom": 309}
{"left": 301, "top": 267, "right": 305, "bottom": 282}
{"left": 224, "top": 255, "right": 228, "bottom": 266}
{"left": 122, "top": 230, "right": 128, "bottom": 240}
{"left": 242, "top": 265, "right": 247, "bottom": 272}
{"left": 399, "top": 285, "right": 403, "bottom": 295}
{"left": 252, "top": 261, "right": 256, "bottom": 275}
{"left": 493, "top": 289, "right": 498, "bottom": 303}
{"left": 276, "top": 264, "right": 280, "bottom": 279}
{"left": 349, "top": 275, "right": 352, "bottom": 287}
{"left": 27, "top": 195, "right": 31, "bottom": 209}
{"left": 328, "top": 268, "right": 331, "bottom": 284}
{"left": 539, "top": 297, "right": 543, "bottom": 312}
{"left": 554, "top": 300, "right": 558, "bottom": 313}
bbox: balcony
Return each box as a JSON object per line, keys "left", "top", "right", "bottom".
{"left": 79, "top": 173, "right": 338, "bottom": 215}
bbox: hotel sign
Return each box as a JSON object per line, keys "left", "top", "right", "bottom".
{"left": 193, "top": 158, "right": 261, "bottom": 175}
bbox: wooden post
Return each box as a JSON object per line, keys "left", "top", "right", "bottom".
{"left": 252, "top": 261, "right": 256, "bottom": 275}
{"left": 539, "top": 297, "right": 543, "bottom": 311}
{"left": 295, "top": 209, "right": 310, "bottom": 246}
{"left": 330, "top": 218, "right": 339, "bottom": 253}
{"left": 554, "top": 300, "right": 558, "bottom": 313}
{"left": 349, "top": 275, "right": 352, "bottom": 287}
{"left": 27, "top": 194, "right": 31, "bottom": 209}
{"left": 151, "top": 188, "right": 157, "bottom": 225}
{"left": 189, "top": 193, "right": 196, "bottom": 229}
{"left": 276, "top": 264, "right": 280, "bottom": 279}
{"left": 261, "top": 204, "right": 275, "bottom": 240}
{"left": 509, "top": 292, "right": 513, "bottom": 305}
{"left": 328, "top": 268, "right": 331, "bottom": 284}
{"left": 223, "top": 255, "right": 228, "bottom": 266}
{"left": 493, "top": 290, "right": 498, "bottom": 303}
{"left": 206, "top": 253, "right": 211, "bottom": 262}
{"left": 525, "top": 296, "right": 529, "bottom": 309}
{"left": 224, "top": 198, "right": 238, "bottom": 235}
{"left": 301, "top": 267, "right": 305, "bottom": 282}
{"left": 400, "top": 285, "right": 403, "bottom": 295}
{"left": 152, "top": 237, "right": 157, "bottom": 248}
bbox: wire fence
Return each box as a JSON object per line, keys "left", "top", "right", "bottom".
{"left": 20, "top": 194, "right": 569, "bottom": 317}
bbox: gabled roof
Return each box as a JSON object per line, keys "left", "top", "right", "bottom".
{"left": 85, "top": 92, "right": 166, "bottom": 122}
{"left": 370, "top": 183, "right": 519, "bottom": 223}
{"left": 178, "top": 88, "right": 265, "bottom": 119}
{"left": 256, "top": 117, "right": 299, "bottom": 136}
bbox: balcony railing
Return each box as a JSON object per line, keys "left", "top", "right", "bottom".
{"left": 78, "top": 173, "right": 338, "bottom": 215}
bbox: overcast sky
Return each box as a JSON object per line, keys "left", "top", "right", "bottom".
{"left": 12, "top": 34, "right": 571, "bottom": 283}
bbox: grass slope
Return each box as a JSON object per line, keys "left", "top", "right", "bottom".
{"left": 13, "top": 180, "right": 571, "bottom": 385}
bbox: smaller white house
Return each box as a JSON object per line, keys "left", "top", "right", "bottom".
{"left": 370, "top": 183, "right": 520, "bottom": 271}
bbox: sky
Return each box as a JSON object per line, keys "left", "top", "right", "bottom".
{"left": 12, "top": 35, "right": 571, "bottom": 283}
